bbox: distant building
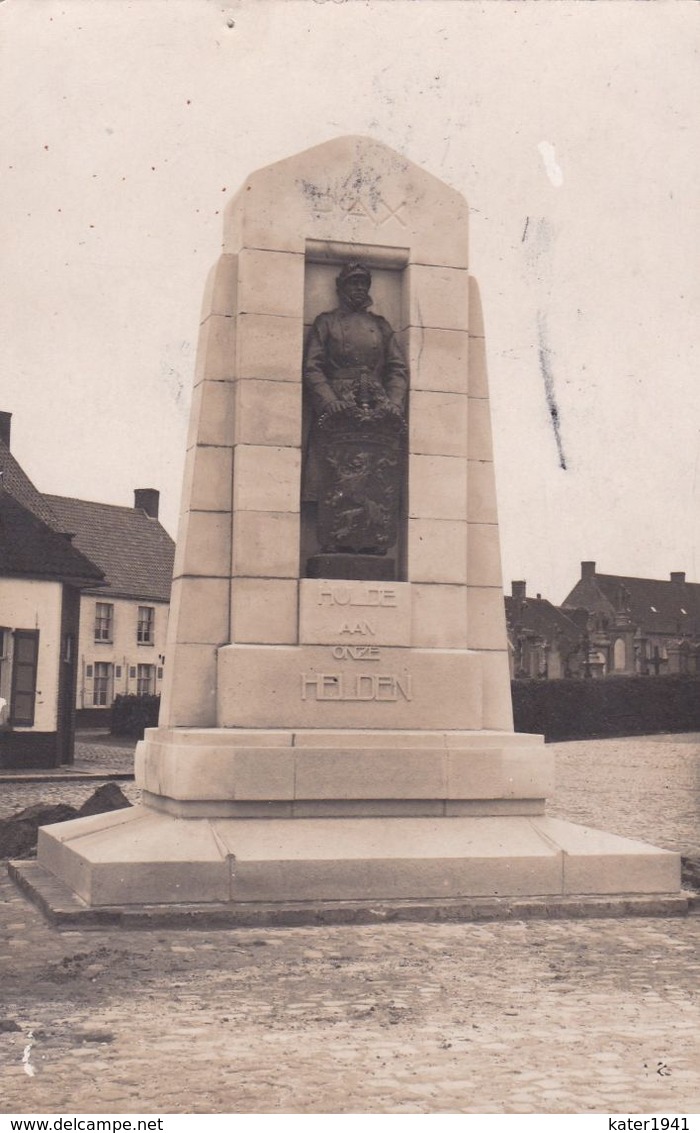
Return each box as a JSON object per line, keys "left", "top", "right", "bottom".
{"left": 0, "top": 414, "right": 105, "bottom": 767}
{"left": 44, "top": 490, "right": 175, "bottom": 715}
{"left": 505, "top": 580, "right": 587, "bottom": 679}
{"left": 562, "top": 561, "right": 700, "bottom": 676}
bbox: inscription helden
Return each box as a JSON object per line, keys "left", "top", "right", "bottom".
{"left": 299, "top": 579, "right": 411, "bottom": 646}
{"left": 301, "top": 672, "right": 413, "bottom": 702}
{"left": 217, "top": 644, "right": 482, "bottom": 729}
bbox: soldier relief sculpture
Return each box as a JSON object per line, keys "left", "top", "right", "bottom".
{"left": 302, "top": 262, "right": 409, "bottom": 579}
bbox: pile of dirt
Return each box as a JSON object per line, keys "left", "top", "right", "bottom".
{"left": 0, "top": 783, "right": 131, "bottom": 859}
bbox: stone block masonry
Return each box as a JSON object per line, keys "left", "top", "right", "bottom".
{"left": 22, "top": 136, "right": 681, "bottom": 914}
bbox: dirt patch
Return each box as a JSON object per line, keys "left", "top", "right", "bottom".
{"left": 0, "top": 784, "right": 131, "bottom": 859}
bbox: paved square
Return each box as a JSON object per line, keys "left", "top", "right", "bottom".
{"left": 1, "top": 734, "right": 699, "bottom": 1114}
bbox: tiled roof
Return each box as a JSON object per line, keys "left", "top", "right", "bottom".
{"left": 505, "top": 595, "right": 583, "bottom": 651}
{"left": 0, "top": 439, "right": 63, "bottom": 531}
{"left": 0, "top": 490, "right": 105, "bottom": 583}
{"left": 563, "top": 572, "right": 700, "bottom": 637}
{"left": 44, "top": 495, "right": 175, "bottom": 603}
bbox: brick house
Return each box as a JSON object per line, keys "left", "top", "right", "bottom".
{"left": 505, "top": 580, "right": 587, "bottom": 679}
{"left": 562, "top": 561, "right": 700, "bottom": 676}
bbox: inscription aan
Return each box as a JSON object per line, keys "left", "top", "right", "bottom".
{"left": 316, "top": 586, "right": 396, "bottom": 641}
{"left": 339, "top": 620, "right": 375, "bottom": 636}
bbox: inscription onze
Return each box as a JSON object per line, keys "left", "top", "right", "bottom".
{"left": 301, "top": 672, "right": 413, "bottom": 702}
{"left": 331, "top": 645, "right": 381, "bottom": 661}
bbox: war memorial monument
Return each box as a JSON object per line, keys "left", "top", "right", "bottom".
{"left": 14, "top": 138, "right": 681, "bottom": 920}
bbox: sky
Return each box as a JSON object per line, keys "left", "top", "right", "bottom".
{"left": 1, "top": 0, "right": 698, "bottom": 603}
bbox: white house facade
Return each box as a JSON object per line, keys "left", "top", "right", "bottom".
{"left": 44, "top": 489, "right": 175, "bottom": 717}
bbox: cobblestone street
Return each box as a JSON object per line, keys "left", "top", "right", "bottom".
{"left": 0, "top": 736, "right": 141, "bottom": 818}
{"left": 1, "top": 734, "right": 699, "bottom": 1114}
{"left": 548, "top": 733, "right": 700, "bottom": 856}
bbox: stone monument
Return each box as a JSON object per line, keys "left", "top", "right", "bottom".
{"left": 20, "top": 137, "right": 680, "bottom": 917}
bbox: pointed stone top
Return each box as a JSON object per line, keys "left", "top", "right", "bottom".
{"left": 224, "top": 135, "right": 469, "bottom": 269}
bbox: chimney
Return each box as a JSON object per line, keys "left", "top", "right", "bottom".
{"left": 511, "top": 580, "right": 527, "bottom": 601}
{"left": 0, "top": 412, "right": 11, "bottom": 448}
{"left": 134, "top": 488, "right": 160, "bottom": 519}
{"left": 581, "top": 561, "right": 596, "bottom": 581}
{"left": 670, "top": 571, "right": 686, "bottom": 584}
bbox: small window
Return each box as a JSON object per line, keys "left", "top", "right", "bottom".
{"left": 95, "top": 602, "right": 114, "bottom": 643}
{"left": 137, "top": 606, "right": 155, "bottom": 645}
{"left": 86, "top": 664, "right": 94, "bottom": 678}
{"left": 115, "top": 665, "right": 122, "bottom": 679}
{"left": 136, "top": 664, "right": 155, "bottom": 696}
{"left": 157, "top": 667, "right": 164, "bottom": 680}
{"left": 129, "top": 666, "right": 136, "bottom": 679}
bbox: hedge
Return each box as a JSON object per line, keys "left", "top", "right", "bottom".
{"left": 512, "top": 674, "right": 700, "bottom": 742}
{"left": 109, "top": 677, "right": 700, "bottom": 743}
{"left": 110, "top": 694, "right": 160, "bottom": 738}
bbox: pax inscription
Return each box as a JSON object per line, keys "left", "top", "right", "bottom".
{"left": 301, "top": 180, "right": 408, "bottom": 228}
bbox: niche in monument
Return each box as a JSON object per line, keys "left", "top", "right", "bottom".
{"left": 300, "top": 250, "right": 409, "bottom": 582}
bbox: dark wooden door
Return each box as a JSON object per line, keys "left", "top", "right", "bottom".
{"left": 10, "top": 630, "right": 39, "bottom": 726}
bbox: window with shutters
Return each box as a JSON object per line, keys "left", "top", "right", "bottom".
{"left": 93, "top": 662, "right": 113, "bottom": 706}
{"left": 136, "top": 664, "right": 155, "bottom": 696}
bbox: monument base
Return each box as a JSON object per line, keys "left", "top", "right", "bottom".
{"left": 16, "top": 726, "right": 682, "bottom": 915}
{"left": 10, "top": 859, "right": 691, "bottom": 928}
{"left": 28, "top": 808, "right": 681, "bottom": 909}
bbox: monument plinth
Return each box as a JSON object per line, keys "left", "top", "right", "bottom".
{"left": 22, "top": 137, "right": 680, "bottom": 918}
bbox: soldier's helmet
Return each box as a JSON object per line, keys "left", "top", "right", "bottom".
{"left": 336, "top": 262, "right": 372, "bottom": 290}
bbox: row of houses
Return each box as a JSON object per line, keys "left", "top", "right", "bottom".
{"left": 0, "top": 412, "right": 174, "bottom": 768}
{"left": 2, "top": 408, "right": 699, "bottom": 767}
{"left": 506, "top": 564, "right": 700, "bottom": 680}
